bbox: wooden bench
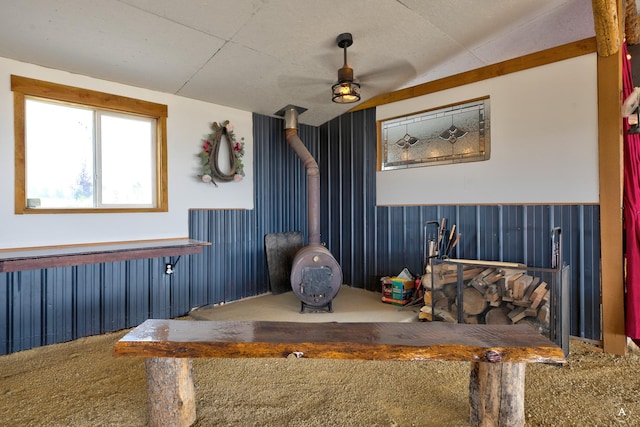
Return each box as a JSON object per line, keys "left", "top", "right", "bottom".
{"left": 114, "top": 319, "right": 565, "bottom": 427}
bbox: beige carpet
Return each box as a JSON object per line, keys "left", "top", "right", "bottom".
{"left": 189, "top": 285, "right": 421, "bottom": 323}
{"left": 1, "top": 287, "right": 640, "bottom": 426}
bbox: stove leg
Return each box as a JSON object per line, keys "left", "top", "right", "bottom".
{"left": 300, "top": 300, "right": 333, "bottom": 313}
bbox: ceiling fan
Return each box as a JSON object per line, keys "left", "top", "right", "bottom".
{"left": 276, "top": 32, "right": 416, "bottom": 106}
{"left": 332, "top": 33, "right": 360, "bottom": 104}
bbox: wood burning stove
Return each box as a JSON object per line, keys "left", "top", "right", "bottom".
{"left": 281, "top": 107, "right": 343, "bottom": 312}
{"left": 290, "top": 245, "right": 343, "bottom": 312}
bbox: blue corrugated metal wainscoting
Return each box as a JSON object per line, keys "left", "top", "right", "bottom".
{"left": 191, "top": 111, "right": 602, "bottom": 342}
{"left": 0, "top": 109, "right": 602, "bottom": 355}
{"left": 0, "top": 258, "right": 186, "bottom": 354}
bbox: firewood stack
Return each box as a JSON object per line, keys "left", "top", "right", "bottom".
{"left": 419, "top": 262, "right": 551, "bottom": 335}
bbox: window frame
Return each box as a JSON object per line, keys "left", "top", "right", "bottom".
{"left": 11, "top": 75, "right": 168, "bottom": 214}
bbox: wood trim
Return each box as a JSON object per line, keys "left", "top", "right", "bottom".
{"left": 10, "top": 75, "right": 167, "bottom": 117}
{"left": 376, "top": 120, "right": 382, "bottom": 172}
{"left": 0, "top": 237, "right": 194, "bottom": 252}
{"left": 158, "top": 115, "right": 169, "bottom": 211}
{"left": 351, "top": 38, "right": 597, "bottom": 111}
{"left": 13, "top": 91, "right": 26, "bottom": 214}
{"left": 17, "top": 207, "right": 168, "bottom": 214}
{"left": 597, "top": 46, "right": 626, "bottom": 355}
{"left": 0, "top": 239, "right": 210, "bottom": 273}
{"left": 11, "top": 75, "right": 169, "bottom": 214}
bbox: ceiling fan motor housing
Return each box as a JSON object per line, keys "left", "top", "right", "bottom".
{"left": 338, "top": 65, "right": 354, "bottom": 83}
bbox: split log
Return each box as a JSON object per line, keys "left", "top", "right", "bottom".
{"left": 469, "top": 280, "right": 487, "bottom": 293}
{"left": 420, "top": 304, "right": 456, "bottom": 323}
{"left": 513, "top": 299, "right": 533, "bottom": 307}
{"left": 442, "top": 283, "right": 459, "bottom": 299}
{"left": 464, "top": 314, "right": 479, "bottom": 324}
{"left": 485, "top": 307, "right": 511, "bottom": 325}
{"left": 437, "top": 309, "right": 457, "bottom": 323}
{"left": 504, "top": 272, "right": 524, "bottom": 299}
{"left": 459, "top": 287, "right": 487, "bottom": 316}
{"left": 468, "top": 268, "right": 496, "bottom": 293}
{"left": 484, "top": 284, "right": 500, "bottom": 304}
{"left": 434, "top": 295, "right": 451, "bottom": 311}
{"left": 426, "top": 265, "right": 486, "bottom": 290}
{"left": 484, "top": 271, "right": 504, "bottom": 284}
{"left": 418, "top": 305, "right": 458, "bottom": 323}
{"left": 423, "top": 289, "right": 446, "bottom": 306}
{"left": 499, "top": 268, "right": 527, "bottom": 277}
{"left": 423, "top": 290, "right": 451, "bottom": 319}
{"left": 451, "top": 303, "right": 459, "bottom": 323}
{"left": 512, "top": 275, "right": 534, "bottom": 300}
{"left": 418, "top": 308, "right": 432, "bottom": 321}
{"left": 522, "top": 276, "right": 541, "bottom": 302}
{"left": 529, "top": 282, "right": 549, "bottom": 309}
{"left": 507, "top": 307, "right": 528, "bottom": 323}
{"left": 537, "top": 303, "right": 550, "bottom": 324}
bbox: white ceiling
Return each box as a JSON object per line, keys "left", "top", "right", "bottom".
{"left": 0, "top": 0, "right": 595, "bottom": 126}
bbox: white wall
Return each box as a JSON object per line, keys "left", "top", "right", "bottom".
{"left": 0, "top": 57, "right": 253, "bottom": 249}
{"left": 376, "top": 54, "right": 599, "bottom": 205}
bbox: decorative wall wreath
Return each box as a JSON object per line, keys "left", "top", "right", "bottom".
{"left": 198, "top": 120, "right": 245, "bottom": 186}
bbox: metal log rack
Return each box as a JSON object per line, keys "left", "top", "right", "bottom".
{"left": 428, "top": 227, "right": 569, "bottom": 356}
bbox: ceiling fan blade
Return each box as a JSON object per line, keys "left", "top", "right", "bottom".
{"left": 277, "top": 74, "right": 332, "bottom": 90}
{"left": 356, "top": 59, "right": 416, "bottom": 84}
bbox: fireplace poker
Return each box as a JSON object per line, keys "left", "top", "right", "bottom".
{"left": 423, "top": 220, "right": 440, "bottom": 269}
{"left": 447, "top": 233, "right": 462, "bottom": 258}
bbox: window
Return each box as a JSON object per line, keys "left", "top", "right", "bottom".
{"left": 378, "top": 97, "right": 491, "bottom": 170}
{"left": 12, "top": 75, "right": 168, "bottom": 214}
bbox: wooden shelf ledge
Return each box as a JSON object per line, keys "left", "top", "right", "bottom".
{"left": 0, "top": 239, "right": 211, "bottom": 273}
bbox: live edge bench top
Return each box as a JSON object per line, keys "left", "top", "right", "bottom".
{"left": 114, "top": 319, "right": 565, "bottom": 365}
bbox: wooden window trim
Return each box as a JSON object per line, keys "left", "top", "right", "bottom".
{"left": 11, "top": 74, "right": 168, "bottom": 214}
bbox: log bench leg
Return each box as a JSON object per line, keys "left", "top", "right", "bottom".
{"left": 469, "top": 362, "right": 525, "bottom": 427}
{"left": 145, "top": 357, "right": 196, "bottom": 427}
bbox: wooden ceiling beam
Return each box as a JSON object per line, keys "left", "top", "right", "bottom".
{"left": 592, "top": 0, "right": 621, "bottom": 55}
{"left": 625, "top": 0, "right": 640, "bottom": 44}
{"left": 350, "top": 38, "right": 596, "bottom": 112}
